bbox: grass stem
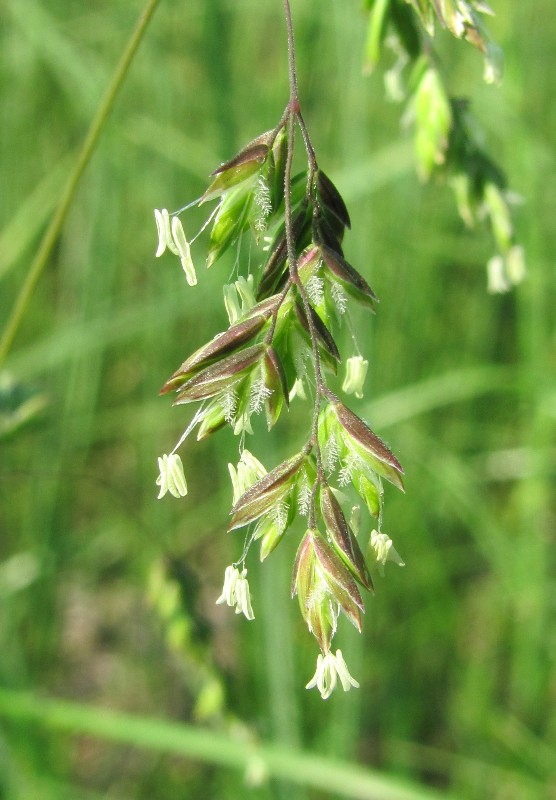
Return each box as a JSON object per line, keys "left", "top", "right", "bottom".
{"left": 0, "top": 0, "right": 161, "bottom": 368}
{"left": 0, "top": 688, "right": 456, "bottom": 800}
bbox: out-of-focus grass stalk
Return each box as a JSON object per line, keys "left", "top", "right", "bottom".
{"left": 487, "top": 10, "right": 555, "bottom": 731}
{"left": 0, "top": 0, "right": 161, "bottom": 368}
{"left": 387, "top": 737, "right": 551, "bottom": 796}
{"left": 0, "top": 155, "right": 71, "bottom": 280}
{"left": 0, "top": 688, "right": 457, "bottom": 800}
{"left": 509, "top": 160, "right": 552, "bottom": 720}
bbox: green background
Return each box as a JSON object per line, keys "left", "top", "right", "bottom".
{"left": 0, "top": 1, "right": 554, "bottom": 798}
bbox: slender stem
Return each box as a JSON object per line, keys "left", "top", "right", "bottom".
{"left": 282, "top": 0, "right": 325, "bottom": 528}
{"left": 283, "top": 0, "right": 299, "bottom": 104}
{"left": 297, "top": 110, "right": 318, "bottom": 172}
{"left": 0, "top": 0, "right": 161, "bottom": 368}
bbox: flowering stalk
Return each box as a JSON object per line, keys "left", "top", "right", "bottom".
{"left": 154, "top": 0, "right": 405, "bottom": 698}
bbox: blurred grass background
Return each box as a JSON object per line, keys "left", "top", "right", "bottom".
{"left": 0, "top": 0, "right": 554, "bottom": 798}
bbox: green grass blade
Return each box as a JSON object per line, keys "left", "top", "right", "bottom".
{"left": 0, "top": 0, "right": 161, "bottom": 367}
{"left": 0, "top": 688, "right": 457, "bottom": 800}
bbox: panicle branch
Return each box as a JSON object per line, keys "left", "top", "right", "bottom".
{"left": 154, "top": 0, "right": 406, "bottom": 699}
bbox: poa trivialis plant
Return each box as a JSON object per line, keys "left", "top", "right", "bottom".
{"left": 364, "top": 0, "right": 525, "bottom": 291}
{"left": 155, "top": 0, "right": 514, "bottom": 699}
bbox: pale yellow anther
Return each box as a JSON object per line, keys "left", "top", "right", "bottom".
{"left": 306, "top": 649, "right": 359, "bottom": 700}
{"left": 369, "top": 529, "right": 405, "bottom": 576}
{"left": 342, "top": 356, "right": 368, "bottom": 399}
{"left": 171, "top": 216, "right": 197, "bottom": 286}
{"left": 154, "top": 208, "right": 179, "bottom": 257}
{"left": 216, "top": 565, "right": 255, "bottom": 620}
{"left": 156, "top": 453, "right": 188, "bottom": 499}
